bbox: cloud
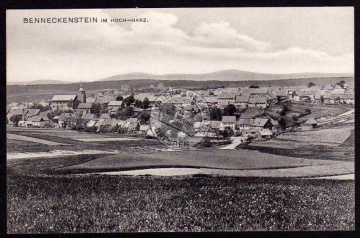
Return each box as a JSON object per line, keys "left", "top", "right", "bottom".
{"left": 6, "top": 9, "right": 354, "bottom": 82}
{"left": 193, "top": 21, "right": 271, "bottom": 51}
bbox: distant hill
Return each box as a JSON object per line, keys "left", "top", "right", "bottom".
{"left": 8, "top": 70, "right": 353, "bottom": 86}
{"left": 8, "top": 79, "right": 71, "bottom": 85}
{"left": 7, "top": 76, "right": 354, "bottom": 103}
{"left": 99, "top": 70, "right": 353, "bottom": 82}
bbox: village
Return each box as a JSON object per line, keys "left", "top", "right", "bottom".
{"left": 6, "top": 79, "right": 354, "bottom": 147}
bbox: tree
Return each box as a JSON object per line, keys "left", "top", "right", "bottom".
{"left": 124, "top": 94, "right": 135, "bottom": 106}
{"left": 10, "top": 115, "right": 22, "bottom": 127}
{"left": 123, "top": 106, "right": 134, "bottom": 118}
{"left": 308, "top": 82, "right": 316, "bottom": 88}
{"left": 305, "top": 108, "right": 311, "bottom": 114}
{"left": 116, "top": 95, "right": 123, "bottom": 101}
{"left": 336, "top": 80, "right": 346, "bottom": 89}
{"left": 209, "top": 91, "right": 214, "bottom": 96}
{"left": 320, "top": 95, "right": 325, "bottom": 103}
{"left": 140, "top": 111, "right": 150, "bottom": 123}
{"left": 30, "top": 104, "right": 51, "bottom": 112}
{"left": 134, "top": 99, "right": 142, "bottom": 108}
{"left": 292, "top": 115, "right": 299, "bottom": 121}
{"left": 91, "top": 103, "right": 102, "bottom": 117}
{"left": 249, "top": 85, "right": 260, "bottom": 88}
{"left": 210, "top": 107, "right": 222, "bottom": 121}
{"left": 279, "top": 118, "right": 287, "bottom": 130}
{"left": 223, "top": 104, "right": 237, "bottom": 116}
{"left": 280, "top": 105, "right": 289, "bottom": 116}
{"left": 142, "top": 97, "right": 150, "bottom": 109}
{"left": 72, "top": 100, "right": 81, "bottom": 109}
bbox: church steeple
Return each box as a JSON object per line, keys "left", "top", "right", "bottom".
{"left": 78, "top": 81, "right": 86, "bottom": 103}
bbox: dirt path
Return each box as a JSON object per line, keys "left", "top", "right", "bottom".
{"left": 7, "top": 133, "right": 68, "bottom": 146}
{"left": 95, "top": 161, "right": 354, "bottom": 179}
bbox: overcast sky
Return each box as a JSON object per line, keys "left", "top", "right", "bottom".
{"left": 7, "top": 8, "right": 354, "bottom": 83}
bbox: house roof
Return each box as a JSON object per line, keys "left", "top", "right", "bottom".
{"left": 117, "top": 120, "right": 126, "bottom": 127}
{"left": 100, "top": 113, "right": 111, "bottom": 119}
{"left": 217, "top": 91, "right": 236, "bottom": 100}
{"left": 235, "top": 94, "right": 250, "bottom": 103}
{"left": 82, "top": 113, "right": 95, "bottom": 120}
{"left": 222, "top": 116, "right": 236, "bottom": 123}
{"left": 126, "top": 122, "right": 139, "bottom": 130}
{"left": 209, "top": 121, "right": 221, "bottom": 129}
{"left": 304, "top": 118, "right": 317, "bottom": 125}
{"left": 259, "top": 129, "right": 273, "bottom": 136}
{"left": 204, "top": 96, "right": 218, "bottom": 104}
{"left": 127, "top": 118, "right": 139, "bottom": 123}
{"left": 240, "top": 107, "right": 264, "bottom": 119}
{"left": 248, "top": 95, "right": 268, "bottom": 104}
{"left": 238, "top": 119, "right": 254, "bottom": 126}
{"left": 28, "top": 115, "right": 48, "bottom": 122}
{"left": 58, "top": 113, "right": 73, "bottom": 121}
{"left": 51, "top": 95, "right": 77, "bottom": 101}
{"left": 140, "top": 125, "right": 150, "bottom": 131}
{"left": 95, "top": 97, "right": 110, "bottom": 104}
{"left": 77, "top": 103, "right": 94, "bottom": 109}
{"left": 108, "top": 101, "right": 124, "bottom": 107}
{"left": 253, "top": 118, "right": 269, "bottom": 127}
{"left": 242, "top": 88, "right": 268, "bottom": 95}
{"left": 7, "top": 109, "right": 24, "bottom": 116}
{"left": 25, "top": 109, "right": 40, "bottom": 117}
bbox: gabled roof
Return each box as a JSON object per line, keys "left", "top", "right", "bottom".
{"left": 210, "top": 121, "right": 221, "bottom": 129}
{"left": 51, "top": 95, "right": 77, "bottom": 101}
{"left": 235, "top": 94, "right": 250, "bottom": 103}
{"left": 242, "top": 88, "right": 268, "bottom": 95}
{"left": 100, "top": 113, "right": 111, "bottom": 119}
{"left": 28, "top": 115, "right": 48, "bottom": 122}
{"left": 25, "top": 109, "right": 40, "bottom": 117}
{"left": 95, "top": 97, "right": 110, "bottom": 104}
{"left": 127, "top": 118, "right": 139, "bottom": 123}
{"left": 252, "top": 118, "right": 269, "bottom": 127}
{"left": 58, "top": 113, "right": 73, "bottom": 121}
{"left": 222, "top": 116, "right": 236, "bottom": 123}
{"left": 108, "top": 101, "right": 124, "bottom": 107}
{"left": 304, "top": 118, "right": 317, "bottom": 125}
{"left": 139, "top": 125, "right": 150, "bottom": 131}
{"left": 77, "top": 103, "right": 94, "bottom": 109}
{"left": 240, "top": 107, "right": 264, "bottom": 119}
{"left": 217, "top": 91, "right": 236, "bottom": 100}
{"left": 259, "top": 129, "right": 273, "bottom": 136}
{"left": 7, "top": 109, "right": 24, "bottom": 116}
{"left": 204, "top": 96, "right": 218, "bottom": 103}
{"left": 248, "top": 95, "right": 268, "bottom": 104}
{"left": 238, "top": 119, "right": 254, "bottom": 126}
{"left": 82, "top": 113, "right": 95, "bottom": 120}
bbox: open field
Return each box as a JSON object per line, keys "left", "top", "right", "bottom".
{"left": 7, "top": 175, "right": 354, "bottom": 232}
{"left": 59, "top": 149, "right": 341, "bottom": 174}
{"left": 285, "top": 103, "right": 353, "bottom": 119}
{"left": 7, "top": 128, "right": 165, "bottom": 153}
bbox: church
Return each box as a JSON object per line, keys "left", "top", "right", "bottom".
{"left": 50, "top": 83, "right": 86, "bottom": 111}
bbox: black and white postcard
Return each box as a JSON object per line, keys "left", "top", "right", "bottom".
{"left": 6, "top": 7, "right": 354, "bottom": 233}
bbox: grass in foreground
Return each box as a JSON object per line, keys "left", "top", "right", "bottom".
{"left": 7, "top": 175, "right": 354, "bottom": 233}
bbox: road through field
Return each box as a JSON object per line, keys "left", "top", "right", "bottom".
{"left": 7, "top": 133, "right": 68, "bottom": 146}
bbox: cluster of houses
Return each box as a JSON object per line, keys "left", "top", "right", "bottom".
{"left": 7, "top": 81, "right": 352, "bottom": 141}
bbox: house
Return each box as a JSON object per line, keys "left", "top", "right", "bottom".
{"left": 237, "top": 119, "right": 254, "bottom": 130}
{"left": 7, "top": 108, "right": 25, "bottom": 124}
{"left": 51, "top": 95, "right": 77, "bottom": 111}
{"left": 258, "top": 129, "right": 273, "bottom": 140}
{"left": 301, "top": 118, "right": 317, "bottom": 131}
{"left": 252, "top": 118, "right": 272, "bottom": 129}
{"left": 248, "top": 94, "right": 269, "bottom": 108}
{"left": 341, "top": 94, "right": 355, "bottom": 104}
{"left": 108, "top": 101, "right": 124, "bottom": 114}
{"left": 100, "top": 113, "right": 111, "bottom": 120}
{"left": 57, "top": 113, "right": 75, "bottom": 128}
{"left": 217, "top": 92, "right": 236, "bottom": 105}
{"left": 81, "top": 113, "right": 96, "bottom": 121}
{"left": 24, "top": 109, "right": 41, "bottom": 120}
{"left": 27, "top": 115, "right": 49, "bottom": 127}
{"left": 220, "top": 116, "right": 237, "bottom": 130}
{"left": 331, "top": 85, "right": 346, "bottom": 94}
{"left": 203, "top": 96, "right": 218, "bottom": 106}
{"left": 209, "top": 121, "right": 221, "bottom": 131}
{"left": 139, "top": 125, "right": 150, "bottom": 134}
{"left": 234, "top": 94, "right": 250, "bottom": 108}
{"left": 170, "top": 98, "right": 192, "bottom": 107}
{"left": 76, "top": 102, "right": 94, "bottom": 115}
{"left": 240, "top": 107, "right": 264, "bottom": 119}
